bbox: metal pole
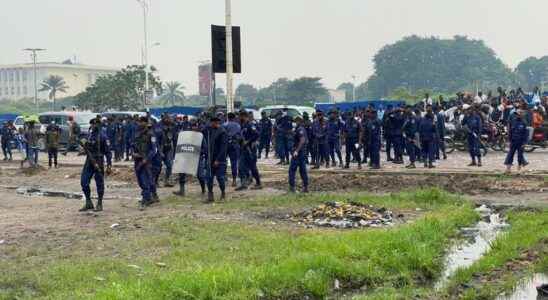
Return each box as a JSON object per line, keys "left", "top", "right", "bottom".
{"left": 225, "top": 0, "right": 234, "bottom": 112}
{"left": 137, "top": 0, "right": 150, "bottom": 108}
{"left": 33, "top": 52, "right": 38, "bottom": 113}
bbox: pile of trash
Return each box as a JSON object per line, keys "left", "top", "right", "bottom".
{"left": 16, "top": 186, "right": 83, "bottom": 199}
{"left": 292, "top": 201, "right": 394, "bottom": 229}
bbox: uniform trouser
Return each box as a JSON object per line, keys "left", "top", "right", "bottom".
{"left": 289, "top": 151, "right": 308, "bottom": 188}
{"left": 370, "top": 143, "right": 381, "bottom": 167}
{"left": 361, "top": 143, "right": 369, "bottom": 164}
{"left": 309, "top": 142, "right": 316, "bottom": 164}
{"left": 64, "top": 138, "right": 75, "bottom": 154}
{"left": 48, "top": 148, "right": 58, "bottom": 167}
{"left": 504, "top": 141, "right": 526, "bottom": 166}
{"left": 81, "top": 161, "right": 105, "bottom": 201}
{"left": 328, "top": 138, "right": 342, "bottom": 164}
{"left": 467, "top": 135, "right": 481, "bottom": 160}
{"left": 135, "top": 162, "right": 153, "bottom": 202}
{"left": 178, "top": 173, "right": 206, "bottom": 193}
{"left": 278, "top": 135, "right": 290, "bottom": 162}
{"left": 206, "top": 163, "right": 226, "bottom": 193}
{"left": 227, "top": 144, "right": 240, "bottom": 179}
{"left": 421, "top": 140, "right": 435, "bottom": 164}
{"left": 258, "top": 137, "right": 271, "bottom": 158}
{"left": 391, "top": 135, "right": 403, "bottom": 160}
{"left": 162, "top": 149, "right": 174, "bottom": 181}
{"left": 1, "top": 139, "right": 11, "bottom": 159}
{"left": 125, "top": 140, "right": 133, "bottom": 158}
{"left": 239, "top": 148, "right": 261, "bottom": 185}
{"left": 345, "top": 139, "right": 361, "bottom": 166}
{"left": 314, "top": 142, "right": 329, "bottom": 167}
{"left": 385, "top": 136, "right": 393, "bottom": 159}
{"left": 405, "top": 140, "right": 416, "bottom": 163}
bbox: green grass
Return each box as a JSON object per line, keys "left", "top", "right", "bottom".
{"left": 0, "top": 189, "right": 477, "bottom": 300}
{"left": 441, "top": 209, "right": 548, "bottom": 300}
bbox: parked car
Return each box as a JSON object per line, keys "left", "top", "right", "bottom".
{"left": 259, "top": 105, "right": 315, "bottom": 120}
{"left": 36, "top": 112, "right": 96, "bottom": 150}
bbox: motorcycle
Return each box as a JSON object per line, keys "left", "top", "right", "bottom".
{"left": 524, "top": 128, "right": 547, "bottom": 153}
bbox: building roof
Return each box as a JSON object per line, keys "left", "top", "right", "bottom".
{"left": 0, "top": 62, "right": 119, "bottom": 72}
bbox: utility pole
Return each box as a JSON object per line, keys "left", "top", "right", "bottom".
{"left": 137, "top": 0, "right": 150, "bottom": 108}
{"left": 225, "top": 0, "right": 234, "bottom": 112}
{"left": 352, "top": 75, "right": 357, "bottom": 102}
{"left": 23, "top": 48, "right": 46, "bottom": 114}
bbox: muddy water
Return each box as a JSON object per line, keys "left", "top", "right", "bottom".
{"left": 496, "top": 273, "right": 548, "bottom": 300}
{"left": 435, "top": 206, "right": 509, "bottom": 289}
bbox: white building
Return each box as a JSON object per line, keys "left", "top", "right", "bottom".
{"left": 328, "top": 89, "right": 347, "bottom": 103}
{"left": 0, "top": 62, "right": 119, "bottom": 101}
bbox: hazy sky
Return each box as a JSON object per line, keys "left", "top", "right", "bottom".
{"left": 3, "top": 0, "right": 548, "bottom": 94}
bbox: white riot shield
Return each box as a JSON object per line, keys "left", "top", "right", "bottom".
{"left": 173, "top": 131, "right": 203, "bottom": 175}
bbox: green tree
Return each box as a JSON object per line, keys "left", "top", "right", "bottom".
{"left": 515, "top": 56, "right": 548, "bottom": 91}
{"left": 337, "top": 82, "right": 355, "bottom": 101}
{"left": 365, "top": 35, "right": 516, "bottom": 98}
{"left": 75, "top": 65, "right": 161, "bottom": 111}
{"left": 235, "top": 83, "right": 258, "bottom": 105}
{"left": 159, "top": 81, "right": 185, "bottom": 107}
{"left": 286, "top": 77, "right": 329, "bottom": 105}
{"left": 39, "top": 75, "right": 69, "bottom": 111}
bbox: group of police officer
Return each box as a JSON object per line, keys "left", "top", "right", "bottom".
{"left": 0, "top": 99, "right": 533, "bottom": 211}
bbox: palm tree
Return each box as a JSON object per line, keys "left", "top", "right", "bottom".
{"left": 39, "top": 75, "right": 69, "bottom": 111}
{"left": 160, "top": 81, "right": 185, "bottom": 107}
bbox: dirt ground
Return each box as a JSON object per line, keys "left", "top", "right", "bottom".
{"left": 0, "top": 150, "right": 547, "bottom": 254}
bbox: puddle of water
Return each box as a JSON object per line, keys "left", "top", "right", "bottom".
{"left": 435, "top": 205, "right": 509, "bottom": 289}
{"left": 496, "top": 273, "right": 548, "bottom": 300}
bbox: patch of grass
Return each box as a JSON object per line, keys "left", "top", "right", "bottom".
{"left": 0, "top": 189, "right": 476, "bottom": 300}
{"left": 442, "top": 209, "right": 548, "bottom": 299}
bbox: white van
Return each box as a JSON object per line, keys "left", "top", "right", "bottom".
{"left": 259, "top": 105, "right": 315, "bottom": 119}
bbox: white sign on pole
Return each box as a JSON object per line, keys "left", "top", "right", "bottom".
{"left": 173, "top": 131, "right": 203, "bottom": 175}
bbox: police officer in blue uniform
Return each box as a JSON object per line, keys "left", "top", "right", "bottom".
{"left": 79, "top": 118, "right": 109, "bottom": 212}
{"left": 312, "top": 111, "right": 329, "bottom": 169}
{"left": 258, "top": 111, "right": 273, "bottom": 159}
{"left": 124, "top": 115, "right": 137, "bottom": 161}
{"left": 327, "top": 110, "right": 344, "bottom": 168}
{"left": 134, "top": 117, "right": 158, "bottom": 209}
{"left": 388, "top": 107, "right": 405, "bottom": 164}
{"left": 366, "top": 109, "right": 382, "bottom": 169}
{"left": 173, "top": 119, "right": 207, "bottom": 197}
{"left": 342, "top": 111, "right": 362, "bottom": 169}
{"left": 289, "top": 116, "right": 309, "bottom": 193}
{"left": 1, "top": 121, "right": 15, "bottom": 161}
{"left": 462, "top": 105, "right": 483, "bottom": 167}
{"left": 158, "top": 114, "right": 175, "bottom": 187}
{"left": 223, "top": 112, "right": 241, "bottom": 186}
{"left": 204, "top": 116, "right": 228, "bottom": 202}
{"left": 504, "top": 109, "right": 529, "bottom": 174}
{"left": 418, "top": 105, "right": 437, "bottom": 168}
{"left": 236, "top": 111, "right": 262, "bottom": 191}
{"left": 274, "top": 108, "right": 293, "bottom": 165}
{"left": 402, "top": 106, "right": 419, "bottom": 169}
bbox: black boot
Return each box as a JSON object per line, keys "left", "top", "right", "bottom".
{"left": 302, "top": 186, "right": 309, "bottom": 193}
{"left": 289, "top": 186, "right": 296, "bottom": 193}
{"left": 220, "top": 191, "right": 226, "bottom": 201}
{"left": 206, "top": 192, "right": 214, "bottom": 203}
{"left": 406, "top": 163, "right": 416, "bottom": 169}
{"left": 79, "top": 198, "right": 94, "bottom": 212}
{"left": 151, "top": 193, "right": 160, "bottom": 203}
{"left": 94, "top": 197, "right": 103, "bottom": 212}
{"left": 232, "top": 177, "right": 237, "bottom": 187}
{"left": 173, "top": 184, "right": 185, "bottom": 196}
{"left": 477, "top": 157, "right": 482, "bottom": 167}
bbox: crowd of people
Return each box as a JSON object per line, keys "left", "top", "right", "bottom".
{"left": 0, "top": 86, "right": 546, "bottom": 211}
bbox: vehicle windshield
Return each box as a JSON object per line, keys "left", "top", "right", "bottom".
{"left": 14, "top": 118, "right": 24, "bottom": 126}
{"left": 39, "top": 115, "right": 69, "bottom": 126}
{"left": 262, "top": 108, "right": 300, "bottom": 119}
{"left": 75, "top": 113, "right": 96, "bottom": 126}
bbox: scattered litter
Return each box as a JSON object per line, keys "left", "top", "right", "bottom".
{"left": 110, "top": 223, "right": 120, "bottom": 229}
{"left": 94, "top": 276, "right": 106, "bottom": 282}
{"left": 292, "top": 201, "right": 394, "bottom": 229}
{"left": 15, "top": 186, "right": 83, "bottom": 199}
{"left": 155, "top": 262, "right": 167, "bottom": 268}
{"left": 334, "top": 279, "right": 341, "bottom": 290}
{"left": 0, "top": 240, "right": 5, "bottom": 245}
{"left": 127, "top": 264, "right": 141, "bottom": 270}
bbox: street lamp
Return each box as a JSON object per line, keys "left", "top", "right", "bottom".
{"left": 23, "top": 48, "right": 46, "bottom": 114}
{"left": 136, "top": 0, "right": 151, "bottom": 107}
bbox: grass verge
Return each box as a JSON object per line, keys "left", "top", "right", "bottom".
{"left": 0, "top": 189, "right": 476, "bottom": 300}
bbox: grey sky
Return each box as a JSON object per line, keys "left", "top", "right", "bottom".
{"left": 2, "top": 0, "right": 548, "bottom": 94}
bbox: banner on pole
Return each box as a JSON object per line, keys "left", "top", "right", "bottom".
{"left": 211, "top": 25, "right": 241, "bottom": 73}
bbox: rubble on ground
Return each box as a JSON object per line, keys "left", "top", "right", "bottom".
{"left": 292, "top": 201, "right": 394, "bottom": 229}
{"left": 15, "top": 186, "right": 83, "bottom": 199}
